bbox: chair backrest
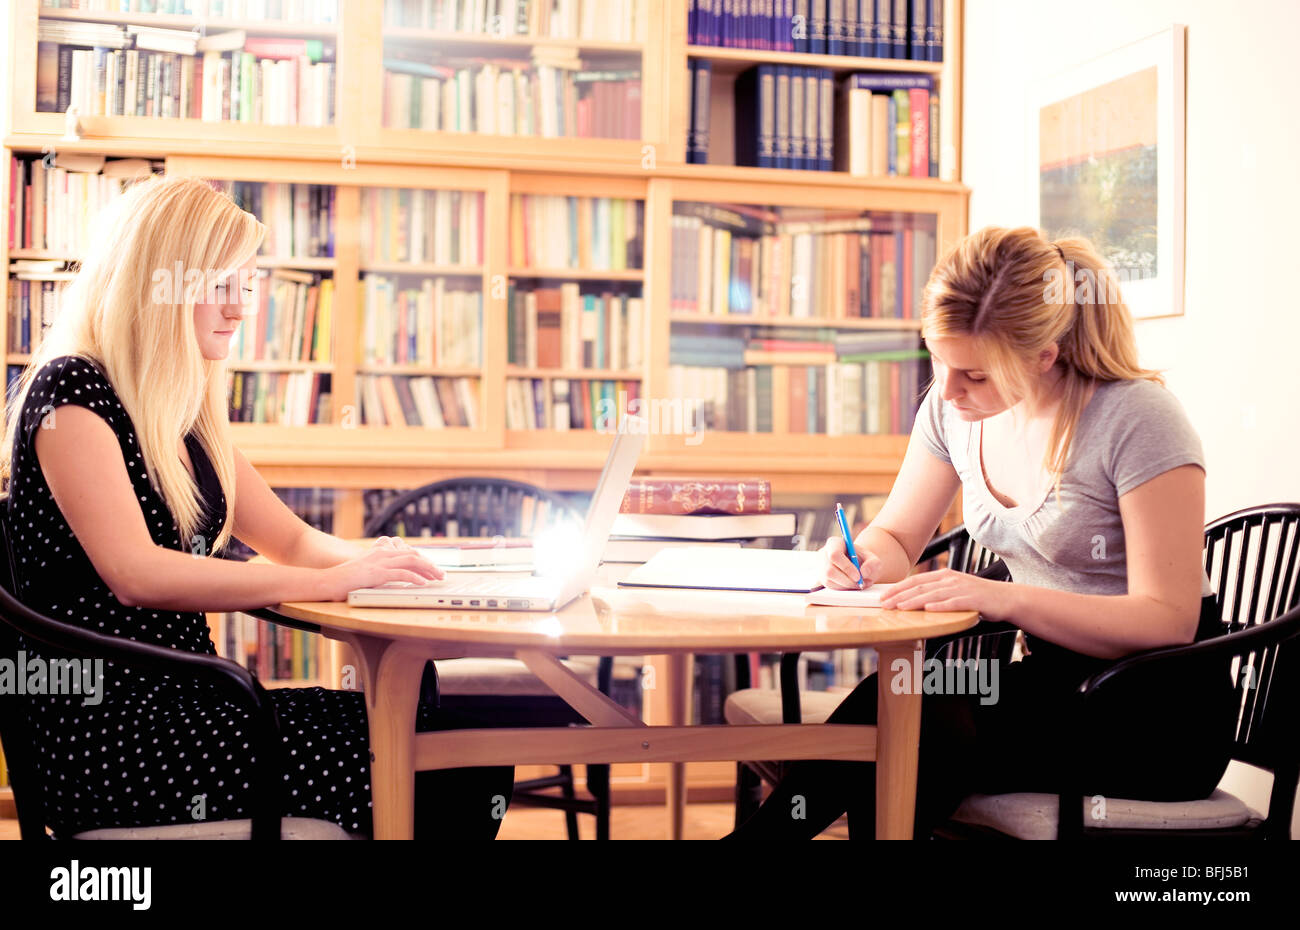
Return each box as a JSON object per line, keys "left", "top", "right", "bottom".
{"left": 918, "top": 524, "right": 1017, "bottom": 664}
{"left": 0, "top": 493, "right": 51, "bottom": 839}
{"left": 364, "top": 477, "right": 582, "bottom": 539}
{"left": 1200, "top": 503, "right": 1300, "bottom": 772}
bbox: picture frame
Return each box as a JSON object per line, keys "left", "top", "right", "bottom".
{"left": 1027, "top": 25, "right": 1186, "bottom": 320}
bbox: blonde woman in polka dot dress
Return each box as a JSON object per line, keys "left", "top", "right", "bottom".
{"left": 0, "top": 175, "right": 516, "bottom": 839}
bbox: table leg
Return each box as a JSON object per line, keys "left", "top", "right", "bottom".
{"left": 350, "top": 635, "right": 427, "bottom": 841}
{"left": 874, "top": 641, "right": 923, "bottom": 840}
{"left": 665, "top": 653, "right": 694, "bottom": 840}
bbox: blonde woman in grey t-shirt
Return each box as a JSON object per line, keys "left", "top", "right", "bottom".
{"left": 725, "top": 226, "right": 1234, "bottom": 840}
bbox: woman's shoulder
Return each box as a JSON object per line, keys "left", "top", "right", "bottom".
{"left": 1089, "top": 376, "right": 1192, "bottom": 422}
{"left": 28, "top": 354, "right": 116, "bottom": 400}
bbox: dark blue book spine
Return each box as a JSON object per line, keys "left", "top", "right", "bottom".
{"left": 689, "top": 0, "right": 698, "bottom": 44}
{"left": 818, "top": 68, "right": 834, "bottom": 170}
{"left": 785, "top": 0, "right": 796, "bottom": 50}
{"left": 843, "top": 0, "right": 859, "bottom": 56}
{"left": 909, "top": 0, "right": 925, "bottom": 59}
{"left": 695, "top": 61, "right": 712, "bottom": 163}
{"left": 793, "top": 0, "right": 809, "bottom": 52}
{"left": 874, "top": 0, "right": 891, "bottom": 57}
{"left": 759, "top": 65, "right": 776, "bottom": 167}
{"left": 774, "top": 65, "right": 791, "bottom": 169}
{"left": 686, "top": 60, "right": 698, "bottom": 162}
{"left": 929, "top": 0, "right": 943, "bottom": 61}
{"left": 828, "top": 0, "right": 844, "bottom": 55}
{"left": 810, "top": 0, "right": 827, "bottom": 54}
{"left": 891, "top": 0, "right": 906, "bottom": 57}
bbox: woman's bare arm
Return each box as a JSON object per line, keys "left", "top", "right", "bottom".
{"left": 229, "top": 445, "right": 367, "bottom": 568}
{"left": 33, "top": 406, "right": 435, "bottom": 611}
{"left": 1004, "top": 464, "right": 1206, "bottom": 658}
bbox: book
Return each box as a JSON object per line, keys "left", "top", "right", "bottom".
{"left": 618, "top": 546, "right": 824, "bottom": 593}
{"left": 690, "top": 0, "right": 938, "bottom": 58}
{"left": 620, "top": 477, "right": 772, "bottom": 514}
{"left": 805, "top": 581, "right": 903, "bottom": 607}
{"left": 610, "top": 511, "right": 796, "bottom": 540}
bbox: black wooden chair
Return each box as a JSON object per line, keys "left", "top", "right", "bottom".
{"left": 942, "top": 502, "right": 1300, "bottom": 839}
{"left": 727, "top": 523, "right": 1018, "bottom": 828}
{"left": 364, "top": 477, "right": 617, "bottom": 841}
{"left": 0, "top": 493, "right": 354, "bottom": 839}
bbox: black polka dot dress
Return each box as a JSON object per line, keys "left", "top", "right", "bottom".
{"left": 7, "top": 354, "right": 506, "bottom": 838}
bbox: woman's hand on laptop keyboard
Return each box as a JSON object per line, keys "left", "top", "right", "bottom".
{"left": 319, "top": 546, "right": 445, "bottom": 601}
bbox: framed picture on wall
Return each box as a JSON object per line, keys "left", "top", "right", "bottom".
{"left": 1027, "top": 25, "right": 1186, "bottom": 320}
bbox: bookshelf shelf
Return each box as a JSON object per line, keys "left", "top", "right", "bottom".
{"left": 37, "top": 7, "right": 340, "bottom": 38}
{"left": 382, "top": 28, "right": 643, "bottom": 56}
{"left": 670, "top": 314, "right": 924, "bottom": 330}
{"left": 508, "top": 268, "right": 644, "bottom": 281}
{"left": 358, "top": 262, "right": 482, "bottom": 275}
{"left": 8, "top": 248, "right": 76, "bottom": 261}
{"left": 685, "top": 44, "right": 944, "bottom": 76}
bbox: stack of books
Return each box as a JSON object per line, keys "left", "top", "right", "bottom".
{"left": 381, "top": 55, "right": 642, "bottom": 138}
{"left": 688, "top": 0, "right": 944, "bottom": 60}
{"left": 219, "top": 182, "right": 336, "bottom": 258}
{"left": 604, "top": 475, "right": 795, "bottom": 561}
{"left": 6, "top": 259, "right": 74, "bottom": 355}
{"left": 356, "top": 373, "right": 481, "bottom": 428}
{"left": 231, "top": 269, "right": 333, "bottom": 364}
{"left": 509, "top": 194, "right": 644, "bottom": 271}
{"left": 36, "top": 22, "right": 338, "bottom": 125}
{"left": 835, "top": 72, "right": 938, "bottom": 178}
{"left": 383, "top": 0, "right": 644, "bottom": 41}
{"left": 670, "top": 203, "right": 938, "bottom": 319}
{"left": 7, "top": 154, "right": 157, "bottom": 254}
{"left": 669, "top": 329, "right": 930, "bottom": 435}
{"left": 733, "top": 64, "right": 835, "bottom": 172}
{"left": 506, "top": 284, "right": 644, "bottom": 371}
{"left": 360, "top": 187, "right": 484, "bottom": 266}
{"left": 360, "top": 275, "right": 482, "bottom": 368}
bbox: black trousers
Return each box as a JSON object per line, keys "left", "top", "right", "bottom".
{"left": 725, "top": 594, "right": 1237, "bottom": 840}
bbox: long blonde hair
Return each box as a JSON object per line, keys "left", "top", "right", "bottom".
{"left": 920, "top": 225, "right": 1164, "bottom": 505}
{"left": 1, "top": 175, "right": 265, "bottom": 554}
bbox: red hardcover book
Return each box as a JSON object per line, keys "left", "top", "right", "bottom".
{"left": 790, "top": 366, "right": 808, "bottom": 433}
{"left": 619, "top": 477, "right": 772, "bottom": 515}
{"left": 534, "top": 287, "right": 563, "bottom": 368}
{"left": 909, "top": 88, "right": 929, "bottom": 179}
{"left": 869, "top": 232, "right": 884, "bottom": 319}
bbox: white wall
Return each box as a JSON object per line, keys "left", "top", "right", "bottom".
{"left": 963, "top": 0, "right": 1300, "bottom": 838}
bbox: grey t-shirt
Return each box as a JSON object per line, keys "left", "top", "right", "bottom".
{"left": 915, "top": 377, "right": 1213, "bottom": 598}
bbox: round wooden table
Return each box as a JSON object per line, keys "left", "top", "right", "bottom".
{"left": 269, "top": 556, "right": 980, "bottom": 840}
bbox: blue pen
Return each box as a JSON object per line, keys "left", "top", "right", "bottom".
{"left": 835, "top": 502, "right": 865, "bottom": 588}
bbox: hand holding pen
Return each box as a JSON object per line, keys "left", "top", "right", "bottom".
{"left": 821, "top": 503, "right": 883, "bottom": 590}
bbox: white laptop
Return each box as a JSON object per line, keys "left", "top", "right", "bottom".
{"left": 347, "top": 424, "right": 646, "bottom": 611}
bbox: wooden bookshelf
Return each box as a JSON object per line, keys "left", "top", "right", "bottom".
{"left": 3, "top": 0, "right": 968, "bottom": 802}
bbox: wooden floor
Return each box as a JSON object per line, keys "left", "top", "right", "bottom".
{"left": 0, "top": 803, "right": 852, "bottom": 840}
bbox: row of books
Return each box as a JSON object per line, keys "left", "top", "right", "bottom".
{"left": 360, "top": 276, "right": 482, "bottom": 368}
{"left": 671, "top": 328, "right": 924, "bottom": 365}
{"left": 383, "top": 0, "right": 644, "bottom": 41}
{"left": 6, "top": 155, "right": 152, "bottom": 253}
{"left": 505, "top": 376, "right": 639, "bottom": 431}
{"left": 41, "top": 1, "right": 339, "bottom": 22}
{"left": 506, "top": 285, "right": 644, "bottom": 371}
{"left": 667, "top": 355, "right": 928, "bottom": 434}
{"left": 229, "top": 270, "right": 334, "bottom": 363}
{"left": 733, "top": 64, "right": 835, "bottom": 171}
{"left": 837, "top": 72, "right": 937, "bottom": 177}
{"left": 6, "top": 261, "right": 73, "bottom": 355}
{"left": 688, "top": 0, "right": 944, "bottom": 61}
{"left": 357, "top": 373, "right": 481, "bottom": 427}
{"left": 219, "top": 613, "right": 324, "bottom": 683}
{"left": 508, "top": 194, "right": 643, "bottom": 271}
{"left": 220, "top": 181, "right": 336, "bottom": 258}
{"left": 381, "top": 57, "right": 641, "bottom": 138}
{"left": 670, "top": 205, "right": 937, "bottom": 319}
{"left": 37, "top": 27, "right": 338, "bottom": 125}
{"left": 225, "top": 487, "right": 335, "bottom": 562}
{"left": 227, "top": 369, "right": 331, "bottom": 424}
{"left": 360, "top": 187, "right": 484, "bottom": 266}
